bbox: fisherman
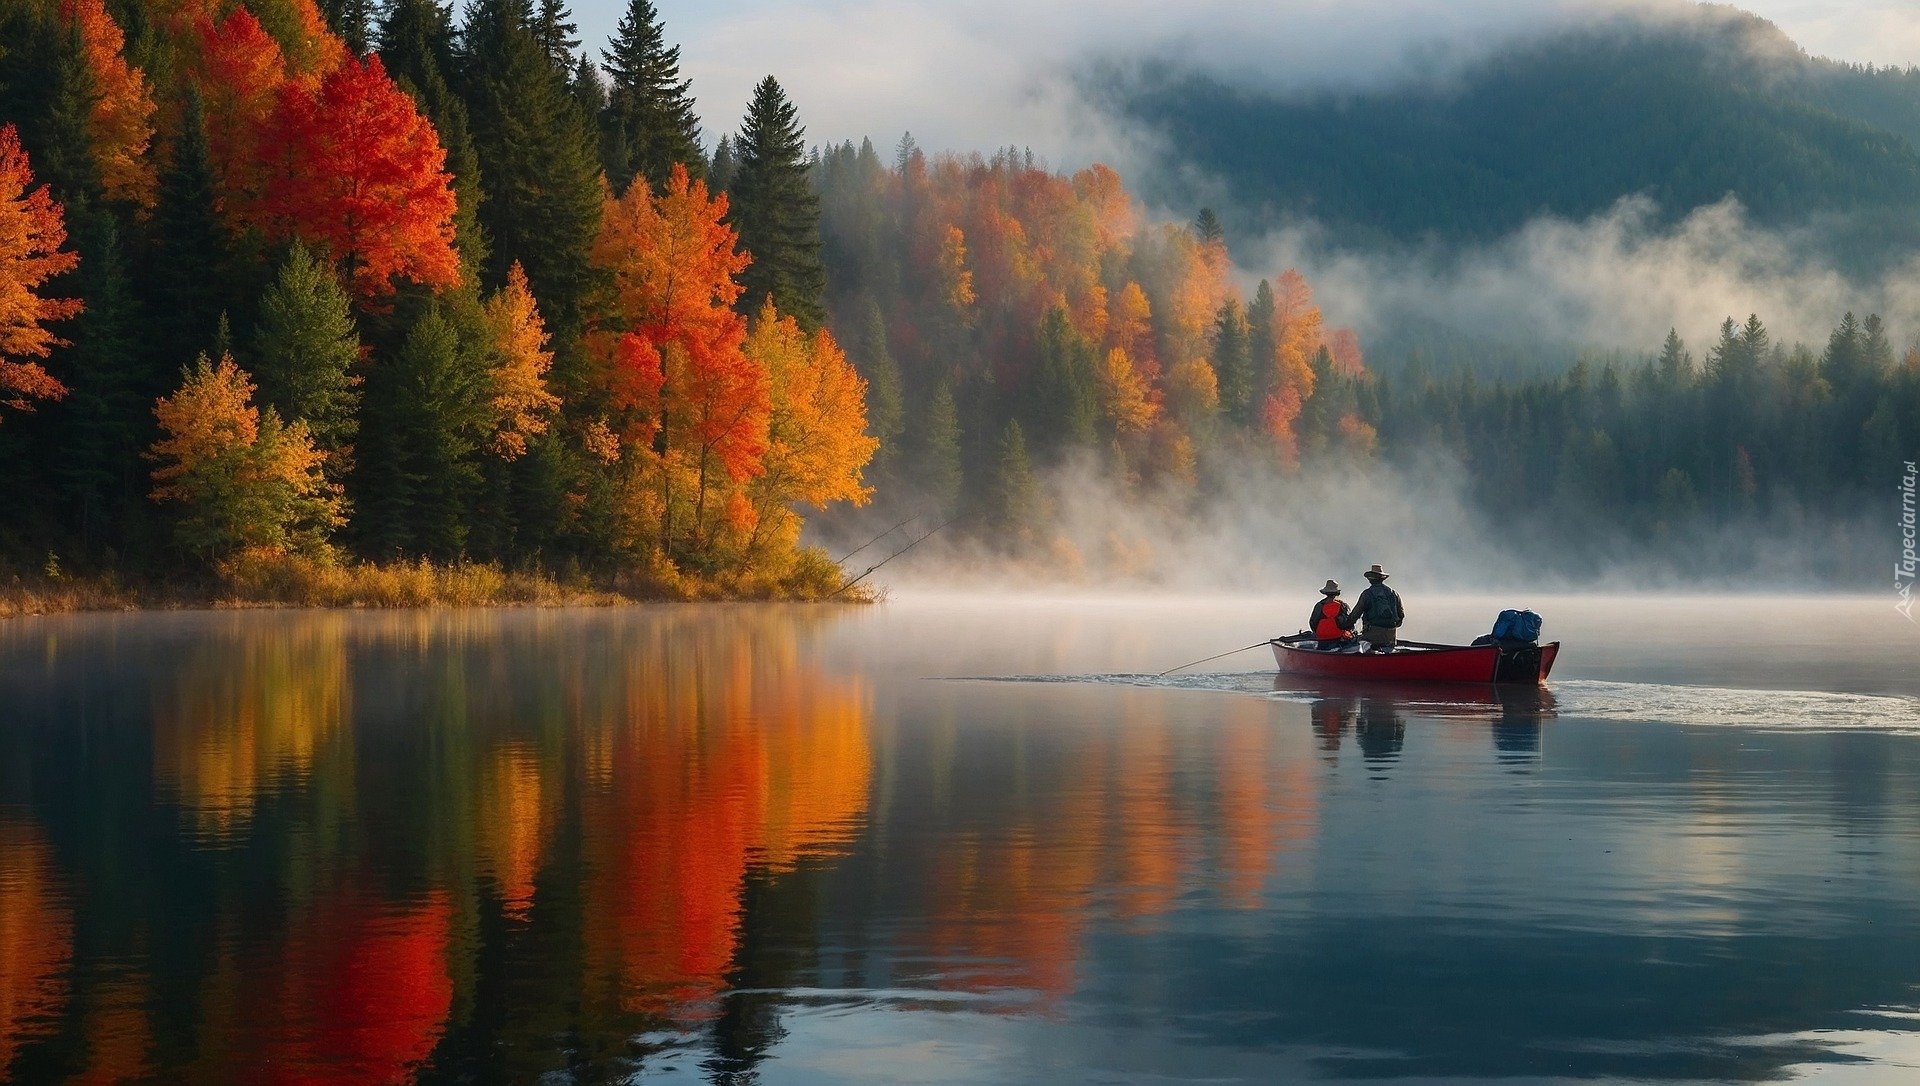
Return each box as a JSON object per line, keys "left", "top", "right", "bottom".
{"left": 1350, "top": 564, "right": 1404, "bottom": 652}
{"left": 1308, "top": 579, "right": 1356, "bottom": 648}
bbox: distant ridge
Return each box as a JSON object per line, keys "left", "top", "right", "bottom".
{"left": 1099, "top": 5, "right": 1920, "bottom": 274}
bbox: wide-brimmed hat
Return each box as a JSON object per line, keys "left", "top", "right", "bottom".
{"left": 1320, "top": 579, "right": 1340, "bottom": 595}
{"left": 1365, "top": 564, "right": 1389, "bottom": 580}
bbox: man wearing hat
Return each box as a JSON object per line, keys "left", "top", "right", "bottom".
{"left": 1308, "top": 580, "right": 1356, "bottom": 648}
{"left": 1351, "top": 564, "right": 1405, "bottom": 652}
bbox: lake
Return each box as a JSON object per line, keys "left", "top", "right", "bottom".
{"left": 2, "top": 594, "right": 1918, "bottom": 1084}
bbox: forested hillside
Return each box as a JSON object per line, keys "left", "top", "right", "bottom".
{"left": 0, "top": 0, "right": 1912, "bottom": 600}
{"left": 1103, "top": 7, "right": 1920, "bottom": 270}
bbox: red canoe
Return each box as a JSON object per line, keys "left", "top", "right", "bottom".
{"left": 1271, "top": 638, "right": 1560, "bottom": 685}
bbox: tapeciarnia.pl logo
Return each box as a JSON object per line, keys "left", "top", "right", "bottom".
{"left": 1900, "top": 460, "right": 1917, "bottom": 623}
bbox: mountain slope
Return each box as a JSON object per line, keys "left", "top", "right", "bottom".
{"left": 1100, "top": 7, "right": 1920, "bottom": 270}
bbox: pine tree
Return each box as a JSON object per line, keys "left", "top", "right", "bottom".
{"left": 251, "top": 241, "right": 361, "bottom": 473}
{"left": 149, "top": 90, "right": 233, "bottom": 367}
{"left": 1193, "top": 207, "right": 1224, "bottom": 244}
{"left": 319, "top": 0, "right": 374, "bottom": 54}
{"left": 354, "top": 301, "right": 488, "bottom": 558}
{"left": 1211, "top": 299, "right": 1253, "bottom": 424}
{"left": 50, "top": 209, "right": 144, "bottom": 552}
{"left": 848, "top": 298, "right": 902, "bottom": 474}
{"left": 707, "top": 133, "right": 736, "bottom": 192}
{"left": 600, "top": 0, "right": 703, "bottom": 193}
{"left": 1028, "top": 306, "right": 1097, "bottom": 455}
{"left": 532, "top": 0, "right": 579, "bottom": 72}
{"left": 1246, "top": 278, "right": 1277, "bottom": 415}
{"left": 986, "top": 418, "right": 1038, "bottom": 539}
{"left": 915, "top": 379, "right": 961, "bottom": 515}
{"left": 379, "top": 0, "right": 488, "bottom": 269}
{"left": 458, "top": 0, "right": 602, "bottom": 345}
{"left": 729, "top": 76, "right": 824, "bottom": 328}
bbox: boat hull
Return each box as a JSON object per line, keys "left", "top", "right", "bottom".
{"left": 1271, "top": 639, "right": 1560, "bottom": 685}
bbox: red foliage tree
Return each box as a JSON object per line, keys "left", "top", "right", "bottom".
{"left": 261, "top": 54, "right": 459, "bottom": 300}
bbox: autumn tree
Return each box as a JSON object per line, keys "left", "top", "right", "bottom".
{"left": 589, "top": 163, "right": 767, "bottom": 558}
{"left": 190, "top": 6, "right": 289, "bottom": 230}
{"left": 482, "top": 261, "right": 560, "bottom": 458}
{"left": 729, "top": 76, "right": 824, "bottom": 329}
{"left": 0, "top": 125, "right": 83, "bottom": 416}
{"left": 743, "top": 298, "right": 875, "bottom": 554}
{"left": 251, "top": 240, "right": 361, "bottom": 472}
{"left": 148, "top": 352, "right": 342, "bottom": 561}
{"left": 59, "top": 0, "right": 158, "bottom": 210}
{"left": 262, "top": 53, "right": 460, "bottom": 300}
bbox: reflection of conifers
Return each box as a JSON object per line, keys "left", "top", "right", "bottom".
{"left": 149, "top": 615, "right": 352, "bottom": 843}
{"left": 575, "top": 612, "right": 873, "bottom": 1021}
{"left": 0, "top": 819, "right": 71, "bottom": 1073}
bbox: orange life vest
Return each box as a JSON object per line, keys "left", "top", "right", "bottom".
{"left": 1314, "top": 598, "right": 1351, "bottom": 640}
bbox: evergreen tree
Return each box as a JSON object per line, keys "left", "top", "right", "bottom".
{"left": 532, "top": 0, "right": 578, "bottom": 72}
{"left": 708, "top": 133, "right": 736, "bottom": 192}
{"left": 51, "top": 211, "right": 146, "bottom": 554}
{"left": 1656, "top": 328, "right": 1692, "bottom": 381}
{"left": 150, "top": 90, "right": 234, "bottom": 371}
{"left": 1212, "top": 299, "right": 1253, "bottom": 424}
{"left": 1247, "top": 278, "right": 1277, "bottom": 410}
{"left": 730, "top": 76, "right": 824, "bottom": 328}
{"left": 986, "top": 419, "right": 1039, "bottom": 539}
{"left": 1027, "top": 306, "right": 1097, "bottom": 455}
{"left": 251, "top": 241, "right": 361, "bottom": 473}
{"left": 600, "top": 0, "right": 703, "bottom": 192}
{"left": 849, "top": 298, "right": 903, "bottom": 473}
{"left": 354, "top": 302, "right": 489, "bottom": 558}
{"left": 1193, "top": 207, "right": 1224, "bottom": 244}
{"left": 320, "top": 0, "right": 374, "bottom": 54}
{"left": 458, "top": 0, "right": 602, "bottom": 346}
{"left": 915, "top": 379, "right": 962, "bottom": 515}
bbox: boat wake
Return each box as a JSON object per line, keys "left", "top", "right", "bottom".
{"left": 953, "top": 673, "right": 1920, "bottom": 733}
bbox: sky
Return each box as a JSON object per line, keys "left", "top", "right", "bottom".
{"left": 566, "top": 0, "right": 1920, "bottom": 156}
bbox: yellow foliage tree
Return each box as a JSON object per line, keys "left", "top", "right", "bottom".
{"left": 1098, "top": 346, "right": 1157, "bottom": 438}
{"left": 149, "top": 353, "right": 342, "bottom": 561}
{"left": 743, "top": 299, "right": 877, "bottom": 554}
{"left": 0, "top": 124, "right": 82, "bottom": 415}
{"left": 1262, "top": 268, "right": 1323, "bottom": 467}
{"left": 482, "top": 262, "right": 560, "bottom": 459}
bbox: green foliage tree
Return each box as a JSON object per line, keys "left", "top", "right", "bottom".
{"left": 986, "top": 418, "right": 1039, "bottom": 539}
{"left": 914, "top": 379, "right": 962, "bottom": 515}
{"left": 1211, "top": 299, "right": 1253, "bottom": 424}
{"left": 1027, "top": 306, "right": 1097, "bottom": 456}
{"left": 150, "top": 90, "right": 234, "bottom": 365}
{"left": 251, "top": 241, "right": 361, "bottom": 473}
{"left": 730, "top": 76, "right": 824, "bottom": 328}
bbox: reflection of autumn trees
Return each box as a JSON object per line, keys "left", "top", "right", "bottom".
{"left": 150, "top": 614, "right": 353, "bottom": 842}
{"left": 0, "top": 819, "right": 71, "bottom": 1073}
{"left": 901, "top": 694, "right": 1318, "bottom": 1000}
{"left": 575, "top": 610, "right": 873, "bottom": 1018}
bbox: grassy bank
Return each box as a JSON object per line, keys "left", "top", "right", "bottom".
{"left": 0, "top": 549, "right": 869, "bottom": 617}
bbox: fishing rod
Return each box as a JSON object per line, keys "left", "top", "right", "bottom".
{"left": 835, "top": 513, "right": 924, "bottom": 564}
{"left": 1158, "top": 633, "right": 1313, "bottom": 677}
{"left": 831, "top": 514, "right": 964, "bottom": 597}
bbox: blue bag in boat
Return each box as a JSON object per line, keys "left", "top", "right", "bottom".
{"left": 1491, "top": 609, "right": 1542, "bottom": 643}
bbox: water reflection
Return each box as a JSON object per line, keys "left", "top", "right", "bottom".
{"left": 1, "top": 604, "right": 1918, "bottom": 1084}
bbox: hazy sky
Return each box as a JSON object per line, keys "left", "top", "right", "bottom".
{"left": 564, "top": 0, "right": 1920, "bottom": 155}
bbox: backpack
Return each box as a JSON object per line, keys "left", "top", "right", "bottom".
{"left": 1491, "top": 608, "right": 1542, "bottom": 643}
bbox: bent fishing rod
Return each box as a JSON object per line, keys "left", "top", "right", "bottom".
{"left": 831, "top": 513, "right": 965, "bottom": 597}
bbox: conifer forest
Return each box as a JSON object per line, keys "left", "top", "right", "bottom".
{"left": 0, "top": 0, "right": 1914, "bottom": 599}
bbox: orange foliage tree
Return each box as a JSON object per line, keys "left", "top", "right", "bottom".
{"left": 261, "top": 54, "right": 459, "bottom": 300}
{"left": 588, "top": 164, "right": 768, "bottom": 558}
{"left": 482, "top": 262, "right": 561, "bottom": 459}
{"left": 743, "top": 299, "right": 876, "bottom": 555}
{"left": 0, "top": 125, "right": 83, "bottom": 415}
{"left": 1261, "top": 269, "right": 1324, "bottom": 468}
{"left": 60, "top": 0, "right": 158, "bottom": 210}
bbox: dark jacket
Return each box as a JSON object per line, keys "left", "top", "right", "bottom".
{"left": 1352, "top": 582, "right": 1404, "bottom": 629}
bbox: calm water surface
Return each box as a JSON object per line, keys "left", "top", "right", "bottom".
{"left": 2, "top": 594, "right": 1918, "bottom": 1084}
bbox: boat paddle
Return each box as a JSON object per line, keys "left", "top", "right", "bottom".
{"left": 1158, "top": 633, "right": 1314, "bottom": 677}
